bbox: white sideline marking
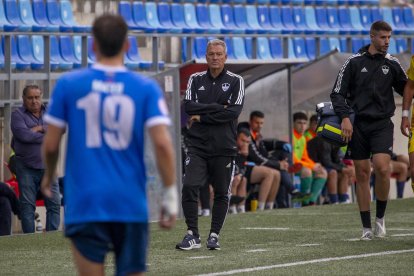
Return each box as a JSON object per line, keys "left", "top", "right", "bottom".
{"left": 389, "top": 228, "right": 414, "bottom": 231}
{"left": 296, "top": 243, "right": 321, "bottom": 247}
{"left": 189, "top": 256, "right": 214, "bottom": 260}
{"left": 345, "top": 238, "right": 361, "bottom": 241}
{"left": 246, "top": 249, "right": 268, "bottom": 253}
{"left": 195, "top": 248, "right": 414, "bottom": 276}
{"left": 392, "top": 233, "right": 414, "bottom": 237}
{"left": 240, "top": 227, "right": 289, "bottom": 231}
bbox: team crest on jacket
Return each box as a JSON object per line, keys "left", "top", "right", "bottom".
{"left": 222, "top": 83, "right": 230, "bottom": 91}
{"left": 381, "top": 65, "right": 389, "bottom": 75}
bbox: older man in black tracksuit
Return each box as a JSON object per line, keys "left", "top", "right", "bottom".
{"left": 331, "top": 21, "right": 407, "bottom": 240}
{"left": 176, "top": 39, "right": 245, "bottom": 250}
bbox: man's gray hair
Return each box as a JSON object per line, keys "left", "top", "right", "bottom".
{"left": 23, "top": 84, "right": 41, "bottom": 97}
{"left": 206, "top": 39, "right": 227, "bottom": 54}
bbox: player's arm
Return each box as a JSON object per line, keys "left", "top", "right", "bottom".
{"left": 148, "top": 124, "right": 178, "bottom": 229}
{"left": 41, "top": 124, "right": 65, "bottom": 198}
{"left": 11, "top": 111, "right": 44, "bottom": 144}
{"left": 401, "top": 79, "right": 414, "bottom": 137}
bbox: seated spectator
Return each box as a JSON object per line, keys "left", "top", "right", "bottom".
{"left": 233, "top": 128, "right": 279, "bottom": 212}
{"left": 304, "top": 114, "right": 318, "bottom": 142}
{"left": 0, "top": 182, "right": 20, "bottom": 236}
{"left": 307, "top": 136, "right": 354, "bottom": 204}
{"left": 390, "top": 153, "right": 409, "bottom": 198}
{"left": 293, "top": 112, "right": 327, "bottom": 205}
{"left": 241, "top": 111, "right": 307, "bottom": 208}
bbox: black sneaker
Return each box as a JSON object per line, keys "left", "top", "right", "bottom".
{"left": 175, "top": 230, "right": 201, "bottom": 250}
{"left": 206, "top": 233, "right": 220, "bottom": 250}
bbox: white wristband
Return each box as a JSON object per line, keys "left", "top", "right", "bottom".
{"left": 161, "top": 185, "right": 178, "bottom": 216}
{"left": 402, "top": 110, "right": 410, "bottom": 118}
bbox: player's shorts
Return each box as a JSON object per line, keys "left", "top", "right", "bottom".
{"left": 346, "top": 117, "right": 393, "bottom": 160}
{"left": 65, "top": 222, "right": 148, "bottom": 275}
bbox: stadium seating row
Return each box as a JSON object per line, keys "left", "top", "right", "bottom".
{"left": 0, "top": 35, "right": 163, "bottom": 71}
{"left": 184, "top": 36, "right": 413, "bottom": 61}
{"left": 0, "top": 0, "right": 89, "bottom": 32}
{"left": 137, "top": 0, "right": 380, "bottom": 7}
{"left": 119, "top": 1, "right": 414, "bottom": 35}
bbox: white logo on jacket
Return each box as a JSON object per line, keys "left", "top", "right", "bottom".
{"left": 222, "top": 83, "right": 230, "bottom": 92}
{"left": 382, "top": 65, "right": 389, "bottom": 75}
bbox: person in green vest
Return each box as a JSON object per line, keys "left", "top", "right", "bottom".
{"left": 293, "top": 112, "right": 327, "bottom": 205}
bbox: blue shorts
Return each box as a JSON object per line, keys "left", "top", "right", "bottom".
{"left": 65, "top": 222, "right": 148, "bottom": 276}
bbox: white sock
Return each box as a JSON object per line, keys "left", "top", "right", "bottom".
{"left": 266, "top": 202, "right": 274, "bottom": 210}
{"left": 258, "top": 202, "right": 265, "bottom": 211}
{"left": 237, "top": 205, "right": 245, "bottom": 213}
{"left": 229, "top": 205, "right": 237, "bottom": 214}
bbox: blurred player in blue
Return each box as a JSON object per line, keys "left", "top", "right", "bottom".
{"left": 41, "top": 14, "right": 178, "bottom": 276}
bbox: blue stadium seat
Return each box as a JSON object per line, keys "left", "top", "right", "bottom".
{"left": 32, "top": 0, "right": 59, "bottom": 32}
{"left": 287, "top": 38, "right": 296, "bottom": 59}
{"left": 305, "top": 37, "right": 315, "bottom": 60}
{"left": 196, "top": 4, "right": 221, "bottom": 34}
{"left": 180, "top": 37, "right": 196, "bottom": 61}
{"left": 304, "top": 6, "right": 327, "bottom": 34}
{"left": 234, "top": 5, "right": 259, "bottom": 34}
{"left": 0, "top": 36, "right": 15, "bottom": 69}
{"left": 157, "top": 3, "right": 182, "bottom": 33}
{"left": 194, "top": 37, "right": 208, "bottom": 59}
{"left": 403, "top": 6, "right": 414, "bottom": 29}
{"left": 370, "top": 7, "right": 382, "bottom": 22}
{"left": 4, "top": 0, "right": 31, "bottom": 31}
{"left": 351, "top": 37, "right": 364, "bottom": 53}
{"left": 246, "top": 5, "right": 277, "bottom": 34}
{"left": 349, "top": 7, "right": 368, "bottom": 34}
{"left": 45, "top": 0, "right": 72, "bottom": 32}
{"left": 388, "top": 38, "right": 397, "bottom": 55}
{"left": 30, "top": 35, "right": 60, "bottom": 70}
{"left": 319, "top": 37, "right": 331, "bottom": 55}
{"left": 395, "top": 38, "right": 407, "bottom": 54}
{"left": 50, "top": 35, "right": 73, "bottom": 70}
{"left": 391, "top": 7, "right": 414, "bottom": 34}
{"left": 359, "top": 7, "right": 372, "bottom": 30}
{"left": 16, "top": 35, "right": 43, "bottom": 70}
{"left": 292, "top": 38, "right": 308, "bottom": 59}
{"left": 281, "top": 6, "right": 302, "bottom": 34}
{"left": 119, "top": 1, "right": 142, "bottom": 30}
{"left": 293, "top": 7, "right": 314, "bottom": 34}
{"left": 18, "top": 0, "right": 47, "bottom": 32}
{"left": 256, "top": 37, "right": 272, "bottom": 59}
{"left": 171, "top": 3, "right": 200, "bottom": 33}
{"left": 315, "top": 7, "right": 338, "bottom": 34}
{"left": 232, "top": 37, "right": 248, "bottom": 60}
{"left": 269, "top": 6, "right": 287, "bottom": 33}
{"left": 127, "top": 36, "right": 164, "bottom": 70}
{"left": 221, "top": 4, "right": 244, "bottom": 34}
{"left": 59, "top": 36, "right": 81, "bottom": 68}
{"left": 87, "top": 36, "right": 96, "bottom": 64}
{"left": 257, "top": 0, "right": 270, "bottom": 4}
{"left": 337, "top": 7, "right": 360, "bottom": 34}
{"left": 60, "top": 0, "right": 91, "bottom": 32}
{"left": 0, "top": 0, "right": 18, "bottom": 31}
{"left": 257, "top": 5, "right": 281, "bottom": 34}
{"left": 183, "top": 3, "right": 205, "bottom": 33}
{"left": 339, "top": 37, "right": 348, "bottom": 53}
{"left": 329, "top": 37, "right": 341, "bottom": 52}
{"left": 4, "top": 36, "right": 30, "bottom": 70}
{"left": 224, "top": 37, "right": 236, "bottom": 60}
{"left": 244, "top": 37, "right": 253, "bottom": 59}
{"left": 232, "top": 0, "right": 246, "bottom": 4}
{"left": 144, "top": 2, "right": 170, "bottom": 33}
{"left": 73, "top": 36, "right": 94, "bottom": 67}
{"left": 209, "top": 4, "right": 235, "bottom": 34}
{"left": 269, "top": 37, "right": 283, "bottom": 59}
{"left": 132, "top": 2, "right": 157, "bottom": 32}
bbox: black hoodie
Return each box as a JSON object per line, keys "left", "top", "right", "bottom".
{"left": 330, "top": 45, "right": 407, "bottom": 120}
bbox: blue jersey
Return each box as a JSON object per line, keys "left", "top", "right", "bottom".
{"left": 44, "top": 64, "right": 171, "bottom": 225}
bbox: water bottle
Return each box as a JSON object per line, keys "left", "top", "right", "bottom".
{"left": 293, "top": 176, "right": 302, "bottom": 208}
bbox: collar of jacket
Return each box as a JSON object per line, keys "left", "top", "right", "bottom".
{"left": 359, "top": 44, "right": 386, "bottom": 59}
{"left": 207, "top": 68, "right": 227, "bottom": 80}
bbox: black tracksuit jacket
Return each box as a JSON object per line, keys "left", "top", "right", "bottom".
{"left": 330, "top": 45, "right": 407, "bottom": 120}
{"left": 184, "top": 68, "right": 245, "bottom": 157}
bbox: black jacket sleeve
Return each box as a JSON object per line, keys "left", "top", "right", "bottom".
{"left": 247, "top": 142, "right": 280, "bottom": 170}
{"left": 330, "top": 56, "right": 354, "bottom": 119}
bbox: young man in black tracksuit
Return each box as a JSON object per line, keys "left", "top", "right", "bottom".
{"left": 176, "top": 39, "right": 245, "bottom": 250}
{"left": 331, "top": 21, "right": 407, "bottom": 240}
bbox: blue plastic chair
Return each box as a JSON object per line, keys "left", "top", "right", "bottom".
{"left": 348, "top": 7, "right": 367, "bottom": 34}
{"left": 269, "top": 6, "right": 285, "bottom": 32}
{"left": 246, "top": 5, "right": 276, "bottom": 34}
{"left": 127, "top": 36, "right": 164, "bottom": 70}
{"left": 16, "top": 35, "right": 43, "bottom": 70}
{"left": 329, "top": 37, "right": 341, "bottom": 52}
{"left": 281, "top": 6, "right": 302, "bottom": 34}
{"left": 45, "top": 0, "right": 72, "bottom": 32}
{"left": 370, "top": 7, "right": 382, "bottom": 22}
{"left": 315, "top": 7, "right": 338, "bottom": 34}
{"left": 292, "top": 38, "right": 308, "bottom": 59}
{"left": 181, "top": 37, "right": 196, "bottom": 62}
{"left": 209, "top": 4, "right": 234, "bottom": 34}
{"left": 157, "top": 3, "right": 181, "bottom": 33}
{"left": 244, "top": 37, "right": 253, "bottom": 59}
{"left": 32, "top": 0, "right": 59, "bottom": 32}
{"left": 395, "top": 38, "right": 407, "bottom": 54}
{"left": 171, "top": 3, "right": 198, "bottom": 33}
{"left": 50, "top": 35, "right": 73, "bottom": 70}
{"left": 196, "top": 4, "right": 220, "bottom": 33}
{"left": 287, "top": 38, "right": 296, "bottom": 59}
{"left": 30, "top": 35, "right": 60, "bottom": 70}
{"left": 221, "top": 4, "right": 244, "bottom": 34}
{"left": 269, "top": 37, "right": 283, "bottom": 59}
{"left": 388, "top": 38, "right": 397, "bottom": 55}
{"left": 338, "top": 7, "right": 361, "bottom": 35}
{"left": 233, "top": 5, "right": 258, "bottom": 34}
{"left": 293, "top": 7, "right": 314, "bottom": 34}
{"left": 18, "top": 0, "right": 48, "bottom": 32}
{"left": 194, "top": 37, "right": 208, "bottom": 59}
{"left": 183, "top": 3, "right": 205, "bottom": 33}
{"left": 380, "top": 7, "right": 399, "bottom": 34}
{"left": 60, "top": 0, "right": 90, "bottom": 32}
{"left": 0, "top": 0, "right": 19, "bottom": 31}
{"left": 391, "top": 7, "right": 414, "bottom": 34}
{"left": 256, "top": 37, "right": 272, "bottom": 59}
{"left": 224, "top": 37, "right": 236, "bottom": 60}
{"left": 73, "top": 36, "right": 94, "bottom": 66}
{"left": 351, "top": 37, "right": 364, "bottom": 53}
{"left": 305, "top": 37, "right": 315, "bottom": 60}
{"left": 257, "top": 5, "right": 281, "bottom": 34}
{"left": 232, "top": 37, "right": 248, "bottom": 60}
{"left": 145, "top": 2, "right": 170, "bottom": 33}
{"left": 359, "top": 7, "right": 372, "bottom": 30}
{"left": 4, "top": 0, "right": 31, "bottom": 31}
{"left": 3, "top": 36, "right": 29, "bottom": 70}
{"left": 59, "top": 36, "right": 81, "bottom": 68}
{"left": 403, "top": 6, "right": 414, "bottom": 29}
{"left": 304, "top": 6, "right": 327, "bottom": 34}
{"left": 119, "top": 1, "right": 141, "bottom": 30}
{"left": 131, "top": 1, "right": 157, "bottom": 32}
{"left": 319, "top": 37, "right": 331, "bottom": 55}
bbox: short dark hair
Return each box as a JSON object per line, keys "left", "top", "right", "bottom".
{"left": 23, "top": 84, "right": 41, "bottom": 97}
{"left": 309, "top": 114, "right": 318, "bottom": 123}
{"left": 92, "top": 14, "right": 128, "bottom": 57}
{"left": 293, "top": 112, "right": 308, "bottom": 122}
{"left": 250, "top": 110, "right": 264, "bottom": 120}
{"left": 238, "top": 128, "right": 251, "bottom": 138}
{"left": 370, "top": 20, "right": 392, "bottom": 34}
